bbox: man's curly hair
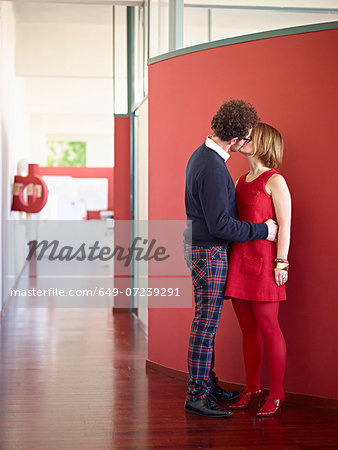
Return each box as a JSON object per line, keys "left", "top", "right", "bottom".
{"left": 211, "top": 99, "right": 260, "bottom": 141}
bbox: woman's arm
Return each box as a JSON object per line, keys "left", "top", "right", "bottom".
{"left": 267, "top": 174, "right": 292, "bottom": 286}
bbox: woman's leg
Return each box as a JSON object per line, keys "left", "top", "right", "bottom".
{"left": 232, "top": 299, "right": 263, "bottom": 391}
{"left": 252, "top": 301, "right": 286, "bottom": 398}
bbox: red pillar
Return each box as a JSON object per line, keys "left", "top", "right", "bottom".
{"left": 114, "top": 116, "right": 130, "bottom": 221}
{"left": 113, "top": 116, "right": 131, "bottom": 310}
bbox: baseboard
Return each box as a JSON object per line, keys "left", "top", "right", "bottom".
{"left": 146, "top": 359, "right": 338, "bottom": 410}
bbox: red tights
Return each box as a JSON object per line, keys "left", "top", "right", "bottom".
{"left": 232, "top": 299, "right": 286, "bottom": 398}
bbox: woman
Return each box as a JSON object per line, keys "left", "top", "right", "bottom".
{"left": 225, "top": 122, "right": 291, "bottom": 416}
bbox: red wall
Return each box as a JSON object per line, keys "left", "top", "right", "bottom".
{"left": 113, "top": 116, "right": 131, "bottom": 308}
{"left": 148, "top": 29, "right": 338, "bottom": 399}
{"left": 114, "top": 116, "right": 130, "bottom": 220}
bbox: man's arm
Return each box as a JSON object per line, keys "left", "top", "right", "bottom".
{"left": 198, "top": 169, "right": 270, "bottom": 242}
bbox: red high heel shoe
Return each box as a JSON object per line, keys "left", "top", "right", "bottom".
{"left": 229, "top": 389, "right": 264, "bottom": 410}
{"left": 256, "top": 396, "right": 285, "bottom": 417}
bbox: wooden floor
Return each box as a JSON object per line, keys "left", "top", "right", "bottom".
{"left": 0, "top": 308, "right": 337, "bottom": 449}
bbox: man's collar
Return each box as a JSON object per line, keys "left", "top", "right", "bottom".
{"left": 205, "top": 136, "right": 230, "bottom": 162}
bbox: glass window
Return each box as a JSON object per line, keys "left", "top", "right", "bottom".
{"left": 181, "top": 2, "right": 338, "bottom": 54}
{"left": 134, "top": 5, "right": 146, "bottom": 105}
{"left": 210, "top": 8, "right": 338, "bottom": 42}
{"left": 46, "top": 140, "right": 87, "bottom": 167}
{"left": 114, "top": 5, "right": 128, "bottom": 114}
{"left": 184, "top": 6, "right": 209, "bottom": 48}
{"left": 149, "top": 0, "right": 169, "bottom": 58}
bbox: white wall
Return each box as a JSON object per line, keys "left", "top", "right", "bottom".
{"left": 0, "top": 2, "right": 115, "bottom": 313}
{"left": 15, "top": 12, "right": 114, "bottom": 168}
{"left": 136, "top": 98, "right": 148, "bottom": 329}
{"left": 24, "top": 77, "right": 114, "bottom": 114}
{"left": 137, "top": 98, "right": 148, "bottom": 223}
{"left": 16, "top": 23, "right": 113, "bottom": 78}
{"left": 29, "top": 112, "right": 114, "bottom": 167}
{"left": 0, "top": 2, "right": 30, "bottom": 312}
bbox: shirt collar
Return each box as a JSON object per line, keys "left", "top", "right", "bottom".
{"left": 205, "top": 136, "right": 230, "bottom": 162}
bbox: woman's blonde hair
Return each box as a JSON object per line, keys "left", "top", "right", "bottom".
{"left": 251, "top": 122, "right": 283, "bottom": 169}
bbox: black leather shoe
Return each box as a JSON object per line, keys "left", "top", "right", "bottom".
{"left": 185, "top": 396, "right": 233, "bottom": 418}
{"left": 210, "top": 385, "right": 240, "bottom": 402}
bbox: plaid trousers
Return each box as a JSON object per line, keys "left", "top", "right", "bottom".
{"left": 183, "top": 243, "right": 229, "bottom": 401}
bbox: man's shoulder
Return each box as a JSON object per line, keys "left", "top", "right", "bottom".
{"left": 188, "top": 143, "right": 220, "bottom": 167}
{"left": 190, "top": 143, "right": 208, "bottom": 159}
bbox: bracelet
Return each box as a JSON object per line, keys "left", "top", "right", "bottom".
{"left": 275, "top": 258, "right": 289, "bottom": 264}
{"left": 276, "top": 262, "right": 289, "bottom": 271}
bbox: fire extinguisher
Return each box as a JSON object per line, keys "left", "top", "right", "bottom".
{"left": 11, "top": 164, "right": 49, "bottom": 214}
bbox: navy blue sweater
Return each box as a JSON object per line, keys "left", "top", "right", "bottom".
{"left": 183, "top": 143, "right": 268, "bottom": 246}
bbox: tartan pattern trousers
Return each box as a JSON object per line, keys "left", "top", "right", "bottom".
{"left": 184, "top": 243, "right": 228, "bottom": 401}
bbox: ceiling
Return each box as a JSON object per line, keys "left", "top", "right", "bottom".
{"left": 13, "top": 1, "right": 142, "bottom": 24}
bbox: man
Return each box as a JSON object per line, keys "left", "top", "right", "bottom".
{"left": 183, "top": 99, "right": 278, "bottom": 418}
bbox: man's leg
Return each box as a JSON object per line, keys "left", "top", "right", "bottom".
{"left": 209, "top": 335, "right": 217, "bottom": 386}
{"left": 187, "top": 281, "right": 224, "bottom": 401}
{"left": 208, "top": 336, "right": 240, "bottom": 402}
{"left": 184, "top": 246, "right": 234, "bottom": 418}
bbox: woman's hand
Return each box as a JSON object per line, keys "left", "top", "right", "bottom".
{"left": 274, "top": 268, "right": 288, "bottom": 286}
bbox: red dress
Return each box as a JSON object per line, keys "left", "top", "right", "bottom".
{"left": 225, "top": 169, "right": 286, "bottom": 302}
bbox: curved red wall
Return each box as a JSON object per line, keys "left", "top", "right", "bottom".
{"left": 148, "top": 29, "right": 338, "bottom": 399}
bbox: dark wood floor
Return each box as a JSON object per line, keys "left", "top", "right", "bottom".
{"left": 0, "top": 308, "right": 337, "bottom": 449}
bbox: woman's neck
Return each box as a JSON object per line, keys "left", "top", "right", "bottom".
{"left": 247, "top": 156, "right": 270, "bottom": 175}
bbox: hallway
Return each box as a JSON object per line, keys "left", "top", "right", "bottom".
{"left": 0, "top": 308, "right": 337, "bottom": 449}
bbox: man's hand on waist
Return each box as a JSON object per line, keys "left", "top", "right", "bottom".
{"left": 264, "top": 219, "right": 278, "bottom": 242}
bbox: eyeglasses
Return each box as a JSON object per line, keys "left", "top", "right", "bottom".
{"left": 240, "top": 136, "right": 252, "bottom": 143}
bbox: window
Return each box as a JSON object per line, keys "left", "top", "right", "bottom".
{"left": 46, "top": 140, "right": 87, "bottom": 167}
